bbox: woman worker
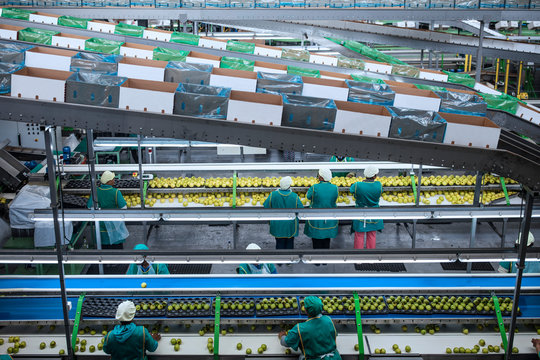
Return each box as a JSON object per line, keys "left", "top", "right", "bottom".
{"left": 263, "top": 176, "right": 304, "bottom": 249}
{"left": 304, "top": 168, "right": 339, "bottom": 249}
{"left": 87, "top": 171, "right": 129, "bottom": 249}
{"left": 237, "top": 243, "right": 278, "bottom": 274}
{"left": 126, "top": 244, "right": 170, "bottom": 275}
{"left": 349, "top": 165, "right": 383, "bottom": 249}
{"left": 278, "top": 296, "right": 341, "bottom": 360}
{"left": 330, "top": 155, "right": 355, "bottom": 178}
{"left": 103, "top": 301, "right": 161, "bottom": 360}
{"left": 498, "top": 233, "right": 540, "bottom": 273}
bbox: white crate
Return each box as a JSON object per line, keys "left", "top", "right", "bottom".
{"left": 11, "top": 67, "right": 71, "bottom": 102}
{"left": 52, "top": 34, "right": 87, "bottom": 50}
{"left": 29, "top": 13, "right": 59, "bottom": 25}
{"left": 117, "top": 58, "right": 167, "bottom": 82}
{"left": 119, "top": 79, "right": 177, "bottom": 114}
{"left": 364, "top": 61, "right": 392, "bottom": 74}
{"left": 309, "top": 54, "right": 338, "bottom": 66}
{"left": 301, "top": 77, "right": 349, "bottom": 101}
{"left": 199, "top": 37, "right": 228, "bottom": 50}
{"left": 226, "top": 90, "right": 283, "bottom": 126}
{"left": 391, "top": 86, "right": 441, "bottom": 112}
{"left": 25, "top": 47, "right": 77, "bottom": 71}
{"left": 441, "top": 112, "right": 500, "bottom": 149}
{"left": 333, "top": 101, "right": 392, "bottom": 137}
{"left": 419, "top": 69, "right": 448, "bottom": 82}
{"left": 0, "top": 24, "right": 21, "bottom": 40}
{"left": 209, "top": 68, "right": 257, "bottom": 92}
{"left": 254, "top": 45, "right": 283, "bottom": 58}
{"left": 120, "top": 43, "right": 155, "bottom": 60}
{"left": 143, "top": 29, "right": 172, "bottom": 42}
{"left": 516, "top": 104, "right": 540, "bottom": 126}
{"left": 87, "top": 20, "right": 116, "bottom": 34}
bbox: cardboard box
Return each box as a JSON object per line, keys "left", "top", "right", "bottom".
{"left": 11, "top": 67, "right": 71, "bottom": 102}
{"left": 333, "top": 101, "right": 392, "bottom": 137}
{"left": 390, "top": 86, "right": 441, "bottom": 111}
{"left": 253, "top": 61, "right": 287, "bottom": 74}
{"left": 474, "top": 82, "right": 500, "bottom": 95}
{"left": 243, "top": 146, "right": 267, "bottom": 155}
{"left": 516, "top": 104, "right": 540, "bottom": 126}
{"left": 320, "top": 70, "right": 352, "bottom": 81}
{"left": 364, "top": 60, "right": 392, "bottom": 74}
{"left": 52, "top": 33, "right": 88, "bottom": 50}
{"left": 437, "top": 89, "right": 487, "bottom": 116}
{"left": 440, "top": 112, "right": 500, "bottom": 148}
{"left": 199, "top": 36, "right": 227, "bottom": 50}
{"left": 165, "top": 62, "right": 212, "bottom": 85}
{"left": 209, "top": 68, "right": 257, "bottom": 92}
{"left": 385, "top": 80, "right": 416, "bottom": 88}
{"left": 301, "top": 77, "right": 349, "bottom": 101}
{"left": 254, "top": 44, "right": 283, "bottom": 58}
{"left": 226, "top": 90, "right": 283, "bottom": 126}
{"left": 143, "top": 28, "right": 172, "bottom": 42}
{"left": 120, "top": 42, "right": 155, "bottom": 60}
{"left": 25, "top": 47, "right": 77, "bottom": 71}
{"left": 119, "top": 78, "right": 177, "bottom": 114}
{"left": 388, "top": 107, "right": 446, "bottom": 143}
{"left": 117, "top": 57, "right": 167, "bottom": 81}
{"left": 281, "top": 94, "right": 337, "bottom": 131}
{"left": 0, "top": 24, "right": 22, "bottom": 40}
{"left": 419, "top": 68, "right": 449, "bottom": 82}
{"left": 29, "top": 12, "right": 60, "bottom": 25}
{"left": 186, "top": 51, "right": 221, "bottom": 67}
{"left": 309, "top": 53, "right": 338, "bottom": 66}
{"left": 66, "top": 72, "right": 126, "bottom": 108}
{"left": 87, "top": 20, "right": 117, "bottom": 34}
{"left": 174, "top": 83, "right": 230, "bottom": 119}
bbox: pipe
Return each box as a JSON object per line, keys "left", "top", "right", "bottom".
{"left": 517, "top": 61, "right": 523, "bottom": 96}
{"left": 464, "top": 54, "right": 469, "bottom": 72}
{"left": 495, "top": 58, "right": 500, "bottom": 90}
{"left": 504, "top": 59, "right": 510, "bottom": 94}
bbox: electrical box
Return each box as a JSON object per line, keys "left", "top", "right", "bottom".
{"left": 0, "top": 120, "right": 62, "bottom": 150}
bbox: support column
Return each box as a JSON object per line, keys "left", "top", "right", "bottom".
{"left": 86, "top": 129, "right": 103, "bottom": 275}
{"left": 420, "top": 49, "right": 424, "bottom": 68}
{"left": 428, "top": 22, "right": 434, "bottom": 68}
{"left": 466, "top": 218, "right": 477, "bottom": 274}
{"left": 475, "top": 20, "right": 484, "bottom": 84}
{"left": 137, "top": 135, "right": 148, "bottom": 244}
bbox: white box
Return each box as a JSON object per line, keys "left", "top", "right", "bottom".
{"left": 25, "top": 47, "right": 77, "bottom": 71}
{"left": 186, "top": 51, "right": 221, "bottom": 67}
{"left": 254, "top": 45, "right": 283, "bottom": 58}
{"left": 243, "top": 146, "right": 267, "bottom": 155}
{"left": 87, "top": 20, "right": 116, "bottom": 34}
{"left": 254, "top": 61, "right": 287, "bottom": 74}
{"left": 120, "top": 42, "right": 155, "bottom": 60}
{"left": 210, "top": 68, "right": 257, "bottom": 92}
{"left": 495, "top": 21, "right": 508, "bottom": 30}
{"left": 29, "top": 13, "right": 59, "bottom": 25}
{"left": 217, "top": 144, "right": 241, "bottom": 155}
{"left": 474, "top": 82, "right": 500, "bottom": 95}
{"left": 320, "top": 71, "right": 353, "bottom": 82}
{"left": 254, "top": 66, "right": 287, "bottom": 74}
{"left": 390, "top": 86, "right": 441, "bottom": 112}
{"left": 52, "top": 33, "right": 88, "bottom": 50}
{"left": 226, "top": 90, "right": 283, "bottom": 126}
{"left": 119, "top": 79, "right": 177, "bottom": 114}
{"left": 333, "top": 101, "right": 392, "bottom": 137}
{"left": 117, "top": 57, "right": 167, "bottom": 81}
{"left": 0, "top": 24, "right": 21, "bottom": 40}
{"left": 528, "top": 21, "right": 540, "bottom": 30}
{"left": 309, "top": 54, "right": 338, "bottom": 66}
{"left": 440, "top": 112, "right": 500, "bottom": 149}
{"left": 143, "top": 29, "right": 172, "bottom": 42}
{"left": 516, "top": 104, "right": 540, "bottom": 126}
{"left": 419, "top": 69, "right": 449, "bottom": 82}
{"left": 508, "top": 21, "right": 519, "bottom": 29}
{"left": 301, "top": 77, "right": 349, "bottom": 101}
{"left": 11, "top": 67, "right": 71, "bottom": 102}
{"left": 364, "top": 61, "right": 392, "bottom": 74}
{"left": 199, "top": 37, "right": 227, "bottom": 50}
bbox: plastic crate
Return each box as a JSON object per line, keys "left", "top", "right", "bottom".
{"left": 83, "top": 0, "right": 105, "bottom": 5}
{"left": 255, "top": 0, "right": 279, "bottom": 6}
{"left": 455, "top": 0, "right": 478, "bottom": 7}
{"left": 479, "top": 0, "right": 503, "bottom": 7}
{"left": 328, "top": 0, "right": 354, "bottom": 7}
{"left": 429, "top": 0, "right": 453, "bottom": 7}
{"left": 8, "top": 0, "right": 33, "bottom": 5}
{"left": 33, "top": 0, "right": 56, "bottom": 5}
{"left": 230, "top": 0, "right": 254, "bottom": 6}
{"left": 280, "top": 0, "right": 305, "bottom": 6}
{"left": 181, "top": 0, "right": 205, "bottom": 6}
{"left": 306, "top": 0, "right": 326, "bottom": 6}
{"left": 106, "top": 0, "right": 130, "bottom": 5}
{"left": 206, "top": 0, "right": 228, "bottom": 6}
{"left": 405, "top": 0, "right": 428, "bottom": 7}
{"left": 58, "top": 0, "right": 82, "bottom": 5}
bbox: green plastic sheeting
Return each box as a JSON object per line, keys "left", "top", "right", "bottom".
{"left": 1, "top": 8, "right": 34, "bottom": 20}
{"left": 478, "top": 93, "right": 523, "bottom": 115}
{"left": 226, "top": 41, "right": 255, "bottom": 54}
{"left": 287, "top": 66, "right": 320, "bottom": 78}
{"left": 114, "top": 22, "right": 145, "bottom": 38}
{"left": 337, "top": 56, "right": 365, "bottom": 70}
{"left": 18, "top": 28, "right": 59, "bottom": 45}
{"left": 58, "top": 16, "right": 89, "bottom": 29}
{"left": 351, "top": 74, "right": 385, "bottom": 84}
{"left": 85, "top": 38, "right": 124, "bottom": 55}
{"left": 327, "top": 37, "right": 408, "bottom": 66}
{"left": 220, "top": 56, "right": 255, "bottom": 71}
{"left": 391, "top": 64, "right": 420, "bottom": 78}
{"left": 415, "top": 84, "right": 447, "bottom": 92}
{"left": 443, "top": 71, "right": 476, "bottom": 88}
{"left": 153, "top": 47, "right": 189, "bottom": 62}
{"left": 170, "top": 32, "right": 200, "bottom": 46}
{"left": 281, "top": 48, "right": 310, "bottom": 62}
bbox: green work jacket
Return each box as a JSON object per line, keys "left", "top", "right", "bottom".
{"left": 103, "top": 324, "right": 158, "bottom": 360}
{"left": 87, "top": 184, "right": 127, "bottom": 245}
{"left": 350, "top": 181, "right": 384, "bottom": 232}
{"left": 284, "top": 315, "right": 342, "bottom": 360}
{"left": 304, "top": 182, "right": 339, "bottom": 239}
{"left": 330, "top": 156, "right": 354, "bottom": 178}
{"left": 126, "top": 263, "right": 170, "bottom": 275}
{"left": 263, "top": 189, "right": 304, "bottom": 238}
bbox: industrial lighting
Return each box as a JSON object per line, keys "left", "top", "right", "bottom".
{"left": 32, "top": 212, "right": 161, "bottom": 222}
{"left": 302, "top": 258, "right": 456, "bottom": 264}
{"left": 94, "top": 137, "right": 190, "bottom": 148}
{"left": 298, "top": 213, "right": 430, "bottom": 221}
{"left": 163, "top": 214, "right": 295, "bottom": 221}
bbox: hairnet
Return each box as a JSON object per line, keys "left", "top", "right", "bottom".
{"left": 515, "top": 232, "right": 535, "bottom": 247}
{"left": 304, "top": 296, "right": 323, "bottom": 317}
{"left": 280, "top": 176, "right": 293, "bottom": 190}
{"left": 116, "top": 301, "right": 136, "bottom": 322}
{"left": 100, "top": 170, "right": 115, "bottom": 184}
{"left": 318, "top": 167, "right": 332, "bottom": 182}
{"left": 364, "top": 165, "right": 379, "bottom": 179}
{"left": 246, "top": 243, "right": 261, "bottom": 250}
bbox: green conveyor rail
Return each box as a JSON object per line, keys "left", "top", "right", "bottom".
{"left": 143, "top": 180, "right": 149, "bottom": 202}
{"left": 410, "top": 174, "right": 417, "bottom": 201}
{"left": 492, "top": 293, "right": 508, "bottom": 355}
{"left": 71, "top": 293, "right": 86, "bottom": 350}
{"left": 353, "top": 292, "right": 364, "bottom": 360}
{"left": 232, "top": 172, "right": 237, "bottom": 208}
{"left": 500, "top": 177, "right": 511, "bottom": 206}
{"left": 213, "top": 295, "right": 221, "bottom": 360}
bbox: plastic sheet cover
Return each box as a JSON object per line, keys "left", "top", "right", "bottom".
{"left": 443, "top": 71, "right": 476, "bottom": 87}
{"left": 1, "top": 8, "right": 34, "bottom": 20}
{"left": 71, "top": 52, "right": 122, "bottom": 75}
{"left": 9, "top": 185, "right": 51, "bottom": 229}
{"left": 479, "top": 92, "right": 522, "bottom": 115}
{"left": 338, "top": 39, "right": 408, "bottom": 65}
{"left": 337, "top": 56, "right": 365, "bottom": 70}
{"left": 0, "top": 62, "right": 24, "bottom": 94}
{"left": 66, "top": 71, "right": 127, "bottom": 108}
{"left": 230, "top": 0, "right": 256, "bottom": 7}
{"left": 226, "top": 41, "right": 256, "bottom": 54}
{"left": 435, "top": 90, "right": 487, "bottom": 116}
{"left": 153, "top": 47, "right": 189, "bottom": 62}
{"left": 165, "top": 61, "right": 213, "bottom": 85}
{"left": 256, "top": 72, "right": 303, "bottom": 95}
{"left": 114, "top": 22, "right": 145, "bottom": 37}
{"left": 406, "top": 0, "right": 428, "bottom": 7}
{"left": 455, "top": 0, "right": 478, "bottom": 7}
{"left": 0, "top": 48, "right": 25, "bottom": 65}
{"left": 18, "top": 28, "right": 59, "bottom": 45}
{"left": 281, "top": 48, "right": 310, "bottom": 62}
{"left": 170, "top": 32, "right": 200, "bottom": 46}
{"left": 174, "top": 83, "right": 231, "bottom": 119}
{"left": 287, "top": 65, "right": 321, "bottom": 78}
{"left": 346, "top": 79, "right": 395, "bottom": 105}
{"left": 388, "top": 107, "right": 447, "bottom": 143}
{"left": 0, "top": 39, "right": 34, "bottom": 52}
{"left": 220, "top": 56, "right": 255, "bottom": 71}
{"left": 281, "top": 94, "right": 337, "bottom": 131}
{"left": 351, "top": 74, "right": 385, "bottom": 84}
{"left": 255, "top": 0, "right": 280, "bottom": 7}
{"left": 85, "top": 38, "right": 125, "bottom": 55}
{"left": 57, "top": 15, "right": 89, "bottom": 29}
{"left": 391, "top": 64, "right": 420, "bottom": 78}
{"left": 415, "top": 84, "right": 447, "bottom": 92}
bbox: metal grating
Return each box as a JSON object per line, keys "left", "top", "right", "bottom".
{"left": 354, "top": 263, "right": 406, "bottom": 272}
{"left": 441, "top": 261, "right": 494, "bottom": 271}
{"left": 86, "top": 264, "right": 129, "bottom": 274}
{"left": 168, "top": 264, "right": 212, "bottom": 274}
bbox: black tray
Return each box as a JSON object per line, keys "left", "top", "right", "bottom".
{"left": 167, "top": 297, "right": 212, "bottom": 317}
{"left": 255, "top": 297, "right": 300, "bottom": 317}
{"left": 385, "top": 295, "right": 432, "bottom": 315}
{"left": 213, "top": 297, "right": 256, "bottom": 317}
{"left": 132, "top": 298, "right": 168, "bottom": 318}
{"left": 81, "top": 297, "right": 123, "bottom": 318}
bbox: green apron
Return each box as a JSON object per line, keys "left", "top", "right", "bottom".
{"left": 350, "top": 181, "right": 384, "bottom": 232}
{"left": 284, "top": 315, "right": 342, "bottom": 360}
{"left": 237, "top": 263, "right": 277, "bottom": 274}
{"left": 87, "top": 184, "right": 128, "bottom": 245}
{"left": 304, "top": 182, "right": 339, "bottom": 239}
{"left": 330, "top": 156, "right": 354, "bottom": 178}
{"left": 263, "top": 189, "right": 304, "bottom": 238}
{"left": 126, "top": 263, "right": 170, "bottom": 275}
{"left": 103, "top": 324, "right": 158, "bottom": 360}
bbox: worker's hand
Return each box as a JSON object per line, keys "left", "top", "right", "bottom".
{"left": 278, "top": 330, "right": 287, "bottom": 339}
{"left": 346, "top": 172, "right": 355, "bottom": 178}
{"left": 152, "top": 333, "right": 161, "bottom": 341}
{"left": 532, "top": 338, "right": 540, "bottom": 350}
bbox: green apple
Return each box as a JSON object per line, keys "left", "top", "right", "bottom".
{"left": 40, "top": 342, "right": 46, "bottom": 350}
{"left": 262, "top": 344, "right": 267, "bottom": 351}
{"left": 89, "top": 345, "right": 96, "bottom": 353}
{"left": 354, "top": 344, "right": 359, "bottom": 351}
{"left": 174, "top": 344, "right": 180, "bottom": 352}
{"left": 380, "top": 348, "right": 386, "bottom": 354}
{"left": 479, "top": 339, "right": 486, "bottom": 346}
{"left": 59, "top": 349, "right": 65, "bottom": 355}
{"left": 258, "top": 347, "right": 264, "bottom": 354}
{"left": 171, "top": 339, "right": 177, "bottom": 345}
{"left": 405, "top": 345, "right": 411, "bottom": 353}
{"left": 98, "top": 343, "right": 103, "bottom": 351}
{"left": 446, "top": 348, "right": 452, "bottom": 354}
{"left": 246, "top": 348, "right": 252, "bottom": 354}
{"left": 237, "top": 343, "right": 242, "bottom": 350}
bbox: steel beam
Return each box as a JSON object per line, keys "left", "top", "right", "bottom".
{"left": 475, "top": 20, "right": 485, "bottom": 84}
{"left": 439, "top": 20, "right": 505, "bottom": 38}
{"left": 487, "top": 109, "right": 540, "bottom": 143}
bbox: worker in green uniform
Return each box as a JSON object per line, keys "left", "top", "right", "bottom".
{"left": 263, "top": 176, "right": 304, "bottom": 249}
{"left": 87, "top": 171, "right": 129, "bottom": 249}
{"left": 304, "top": 168, "right": 339, "bottom": 249}
{"left": 103, "top": 300, "right": 160, "bottom": 360}
{"left": 126, "top": 244, "right": 170, "bottom": 275}
{"left": 237, "top": 243, "right": 278, "bottom": 274}
{"left": 279, "top": 296, "right": 341, "bottom": 360}
{"left": 330, "top": 155, "right": 355, "bottom": 178}
{"left": 499, "top": 233, "right": 540, "bottom": 274}
{"left": 350, "top": 165, "right": 383, "bottom": 249}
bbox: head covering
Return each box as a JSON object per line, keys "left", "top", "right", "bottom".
{"left": 134, "top": 244, "right": 149, "bottom": 250}
{"left": 318, "top": 167, "right": 332, "bottom": 182}
{"left": 100, "top": 170, "right": 115, "bottom": 184}
{"left": 304, "top": 296, "right": 323, "bottom": 317}
{"left": 116, "top": 301, "right": 136, "bottom": 322}
{"left": 515, "top": 232, "right": 535, "bottom": 247}
{"left": 280, "top": 176, "right": 292, "bottom": 190}
{"left": 246, "top": 243, "right": 261, "bottom": 250}
{"left": 364, "top": 165, "right": 379, "bottom": 179}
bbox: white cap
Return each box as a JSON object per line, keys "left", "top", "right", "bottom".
{"left": 100, "top": 170, "right": 115, "bottom": 184}
{"left": 115, "top": 301, "right": 136, "bottom": 322}
{"left": 280, "top": 176, "right": 292, "bottom": 190}
{"left": 516, "top": 232, "right": 535, "bottom": 247}
{"left": 318, "top": 167, "right": 332, "bottom": 182}
{"left": 364, "top": 165, "right": 379, "bottom": 179}
{"left": 246, "top": 243, "right": 261, "bottom": 250}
